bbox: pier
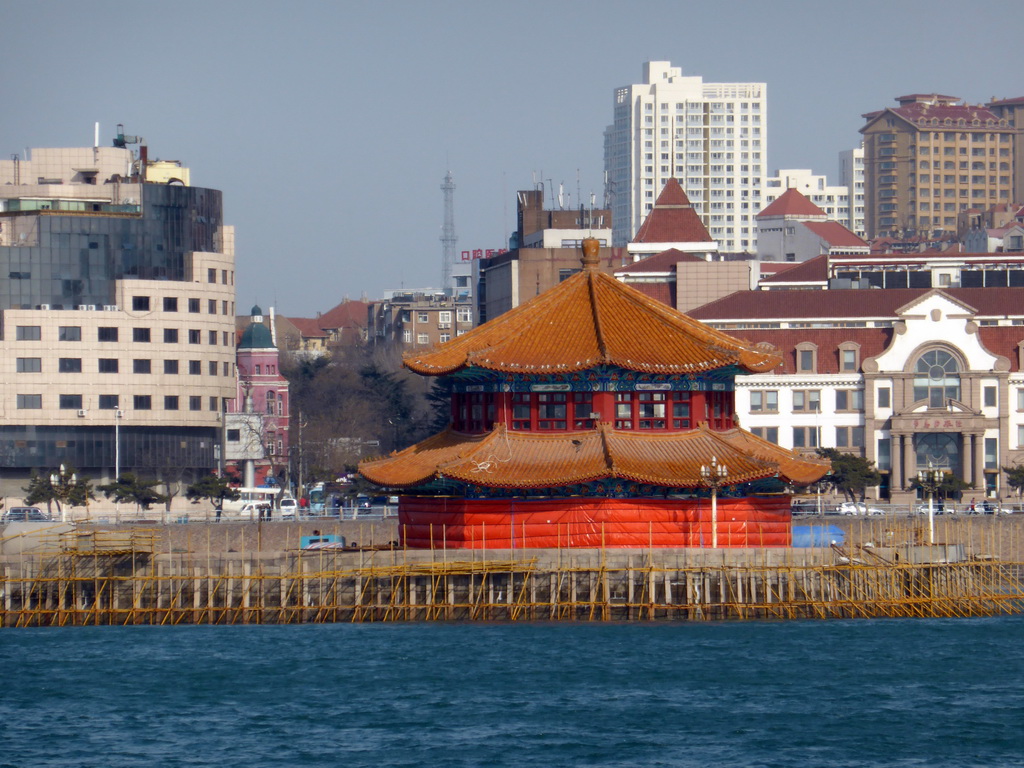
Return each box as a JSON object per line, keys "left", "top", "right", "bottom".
{"left": 2, "top": 516, "right": 1023, "bottom": 626}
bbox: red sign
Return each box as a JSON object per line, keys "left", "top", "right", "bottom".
{"left": 913, "top": 419, "right": 963, "bottom": 429}
{"left": 460, "top": 248, "right": 507, "bottom": 261}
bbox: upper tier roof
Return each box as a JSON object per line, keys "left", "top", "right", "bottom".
{"left": 405, "top": 239, "right": 781, "bottom": 376}
{"left": 631, "top": 178, "right": 713, "bottom": 244}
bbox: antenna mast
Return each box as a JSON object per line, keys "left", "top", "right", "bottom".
{"left": 440, "top": 170, "right": 457, "bottom": 293}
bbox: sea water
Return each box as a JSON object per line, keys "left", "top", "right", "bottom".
{"left": 2, "top": 617, "right": 1023, "bottom": 768}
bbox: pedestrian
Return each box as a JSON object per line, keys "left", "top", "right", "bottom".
{"left": 969, "top": 497, "right": 976, "bottom": 514}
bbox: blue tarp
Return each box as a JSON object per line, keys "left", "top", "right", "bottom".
{"left": 792, "top": 525, "right": 846, "bottom": 548}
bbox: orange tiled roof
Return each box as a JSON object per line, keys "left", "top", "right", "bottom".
{"left": 405, "top": 241, "right": 780, "bottom": 376}
{"left": 359, "top": 423, "right": 829, "bottom": 489}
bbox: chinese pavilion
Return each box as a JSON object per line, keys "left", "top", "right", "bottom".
{"left": 359, "top": 239, "right": 828, "bottom": 548}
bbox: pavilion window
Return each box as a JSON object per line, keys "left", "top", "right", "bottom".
{"left": 572, "top": 392, "right": 594, "bottom": 429}
{"left": 672, "top": 391, "right": 691, "bottom": 428}
{"left": 511, "top": 393, "right": 531, "bottom": 430}
{"left": 638, "top": 392, "right": 666, "bottom": 429}
{"left": 615, "top": 393, "right": 633, "bottom": 429}
{"left": 537, "top": 392, "right": 567, "bottom": 430}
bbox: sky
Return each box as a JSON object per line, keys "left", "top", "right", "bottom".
{"left": 3, "top": 0, "right": 1022, "bottom": 316}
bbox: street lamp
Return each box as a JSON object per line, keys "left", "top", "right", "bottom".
{"left": 700, "top": 455, "right": 729, "bottom": 549}
{"left": 922, "top": 461, "right": 944, "bottom": 546}
{"left": 49, "top": 463, "right": 77, "bottom": 524}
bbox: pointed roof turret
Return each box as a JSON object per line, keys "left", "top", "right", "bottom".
{"left": 632, "top": 178, "right": 713, "bottom": 244}
{"left": 758, "top": 188, "right": 827, "bottom": 219}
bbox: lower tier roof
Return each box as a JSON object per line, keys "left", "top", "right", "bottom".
{"left": 359, "top": 424, "right": 830, "bottom": 490}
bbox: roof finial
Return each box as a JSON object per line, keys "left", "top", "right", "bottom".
{"left": 581, "top": 237, "right": 600, "bottom": 269}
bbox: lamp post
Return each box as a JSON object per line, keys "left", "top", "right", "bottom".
{"left": 923, "top": 461, "right": 944, "bottom": 546}
{"left": 700, "top": 455, "right": 729, "bottom": 549}
{"left": 49, "top": 464, "right": 77, "bottom": 524}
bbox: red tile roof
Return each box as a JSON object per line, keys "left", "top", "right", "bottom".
{"left": 614, "top": 248, "right": 703, "bottom": 275}
{"left": 405, "top": 243, "right": 781, "bottom": 376}
{"left": 632, "top": 179, "right": 714, "bottom": 244}
{"left": 690, "top": 287, "right": 1024, "bottom": 322}
{"left": 801, "top": 221, "right": 870, "bottom": 249}
{"left": 757, "top": 188, "right": 826, "bottom": 219}
{"left": 760, "top": 254, "right": 829, "bottom": 284}
{"left": 359, "top": 424, "right": 829, "bottom": 489}
{"left": 724, "top": 327, "right": 894, "bottom": 374}
{"left": 316, "top": 299, "right": 369, "bottom": 331}
{"left": 286, "top": 317, "right": 329, "bottom": 337}
{"left": 865, "top": 100, "right": 1002, "bottom": 125}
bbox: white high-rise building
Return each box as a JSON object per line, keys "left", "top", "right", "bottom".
{"left": 838, "top": 145, "right": 866, "bottom": 238}
{"left": 603, "top": 61, "right": 766, "bottom": 252}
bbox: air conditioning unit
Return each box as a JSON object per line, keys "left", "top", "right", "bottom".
{"left": 438, "top": 323, "right": 450, "bottom": 329}
{"left": 103, "top": 305, "right": 119, "bottom": 311}
{"left": 77, "top": 409, "right": 87, "bottom": 417}
{"left": 86, "top": 304, "right": 97, "bottom": 311}
{"left": 77, "top": 305, "right": 88, "bottom": 310}
{"left": 38, "top": 304, "right": 50, "bottom": 310}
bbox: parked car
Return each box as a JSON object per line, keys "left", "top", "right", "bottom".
{"left": 837, "top": 501, "right": 885, "bottom": 516}
{"left": 279, "top": 497, "right": 298, "bottom": 519}
{"left": 2, "top": 506, "right": 53, "bottom": 522}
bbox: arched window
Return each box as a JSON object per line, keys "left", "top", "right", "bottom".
{"left": 915, "top": 433, "right": 959, "bottom": 471}
{"left": 913, "top": 349, "right": 960, "bottom": 407}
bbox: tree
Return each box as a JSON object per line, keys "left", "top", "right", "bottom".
{"left": 907, "top": 471, "right": 971, "bottom": 501}
{"left": 97, "top": 473, "right": 167, "bottom": 511}
{"left": 24, "top": 466, "right": 94, "bottom": 517}
{"left": 815, "top": 448, "right": 882, "bottom": 502}
{"left": 186, "top": 474, "right": 241, "bottom": 507}
{"left": 1003, "top": 465, "right": 1024, "bottom": 500}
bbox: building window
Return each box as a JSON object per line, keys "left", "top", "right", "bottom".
{"left": 99, "top": 395, "right": 119, "bottom": 410}
{"left": 132, "top": 296, "right": 150, "bottom": 312}
{"left": 793, "top": 390, "right": 821, "bottom": 412}
{"left": 985, "top": 437, "right": 998, "bottom": 470}
{"left": 877, "top": 387, "right": 891, "bottom": 409}
{"left": 438, "top": 311, "right": 452, "bottom": 325}
{"left": 835, "top": 426, "right": 865, "bottom": 448}
{"left": 188, "top": 298, "right": 200, "bottom": 313}
{"left": 637, "top": 392, "right": 667, "bottom": 429}
{"left": 984, "top": 386, "right": 997, "bottom": 408}
{"left": 416, "top": 333, "right": 429, "bottom": 345}
{"left": 16, "top": 326, "right": 41, "bottom": 341}
{"left": 835, "top": 390, "right": 864, "bottom": 411}
{"left": 913, "top": 349, "right": 960, "bottom": 407}
{"left": 749, "top": 390, "right": 778, "bottom": 412}
{"left": 16, "top": 358, "right": 41, "bottom": 373}
{"left": 189, "top": 396, "right": 202, "bottom": 411}
{"left": 440, "top": 333, "right": 451, "bottom": 343}
{"left": 134, "top": 395, "right": 152, "bottom": 410}
{"left": 133, "top": 327, "right": 151, "bottom": 343}
{"left": 163, "top": 328, "right": 179, "bottom": 343}
{"left": 792, "top": 426, "right": 818, "bottom": 448}
{"left": 98, "top": 358, "right": 119, "bottom": 374}
{"left": 796, "top": 343, "right": 817, "bottom": 373}
{"left": 133, "top": 359, "right": 151, "bottom": 374}
{"left": 59, "top": 326, "right": 82, "bottom": 341}
{"left": 227, "top": 429, "right": 241, "bottom": 442}
{"left": 208, "top": 330, "right": 218, "bottom": 345}
{"left": 402, "top": 330, "right": 411, "bottom": 343}
{"left": 163, "top": 297, "right": 178, "bottom": 312}
{"left": 615, "top": 393, "right": 634, "bottom": 430}
{"left": 209, "top": 360, "right": 218, "bottom": 376}
{"left": 877, "top": 438, "right": 891, "bottom": 470}
{"left": 208, "top": 268, "right": 217, "bottom": 283}
{"left": 17, "top": 394, "right": 42, "bottom": 409}
{"left": 164, "top": 395, "right": 179, "bottom": 411}
{"left": 97, "top": 326, "right": 119, "bottom": 343}
{"left": 59, "top": 394, "right": 83, "bottom": 410}
{"left": 189, "top": 360, "right": 201, "bottom": 375}
{"left": 750, "top": 426, "right": 778, "bottom": 444}
{"left": 839, "top": 344, "right": 860, "bottom": 372}
{"left": 209, "top": 397, "right": 219, "bottom": 411}
{"left": 58, "top": 358, "right": 82, "bottom": 373}
{"left": 457, "top": 307, "right": 472, "bottom": 324}
{"left": 164, "top": 359, "right": 179, "bottom": 374}
{"left": 188, "top": 329, "right": 201, "bottom": 344}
